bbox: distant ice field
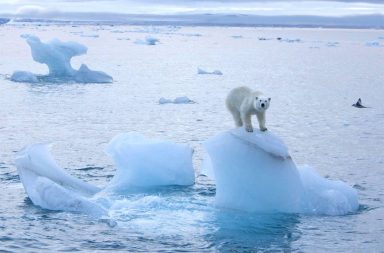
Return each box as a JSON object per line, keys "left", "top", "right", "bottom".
{"left": 0, "top": 24, "right": 384, "bottom": 252}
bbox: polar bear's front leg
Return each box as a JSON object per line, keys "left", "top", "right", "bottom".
{"left": 257, "top": 112, "right": 267, "bottom": 131}
{"left": 241, "top": 113, "right": 253, "bottom": 132}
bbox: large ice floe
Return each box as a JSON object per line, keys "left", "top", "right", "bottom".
{"left": 202, "top": 128, "right": 359, "bottom": 216}
{"left": 16, "top": 129, "right": 358, "bottom": 218}
{"left": 11, "top": 34, "right": 112, "bottom": 83}
{"left": 15, "top": 133, "right": 194, "bottom": 217}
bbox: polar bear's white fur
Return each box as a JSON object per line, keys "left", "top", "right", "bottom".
{"left": 226, "top": 86, "right": 271, "bottom": 132}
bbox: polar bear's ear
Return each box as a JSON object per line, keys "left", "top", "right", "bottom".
{"left": 268, "top": 97, "right": 271, "bottom": 101}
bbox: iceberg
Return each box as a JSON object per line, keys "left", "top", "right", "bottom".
{"left": 197, "top": 68, "right": 223, "bottom": 75}
{"left": 105, "top": 133, "right": 195, "bottom": 191}
{"left": 202, "top": 128, "right": 359, "bottom": 215}
{"left": 11, "top": 34, "right": 113, "bottom": 83}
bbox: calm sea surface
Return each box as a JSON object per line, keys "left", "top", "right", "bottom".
{"left": 0, "top": 24, "right": 384, "bottom": 252}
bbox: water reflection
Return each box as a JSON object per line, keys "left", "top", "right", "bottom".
{"left": 211, "top": 210, "right": 301, "bottom": 252}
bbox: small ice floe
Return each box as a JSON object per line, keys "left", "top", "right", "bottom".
{"left": 280, "top": 38, "right": 301, "bottom": 43}
{"left": 11, "top": 71, "right": 38, "bottom": 83}
{"left": 111, "top": 30, "right": 126, "bottom": 33}
{"left": 365, "top": 40, "right": 382, "bottom": 47}
{"left": 11, "top": 34, "right": 112, "bottom": 83}
{"left": 80, "top": 34, "right": 99, "bottom": 38}
{"left": 326, "top": 42, "right": 339, "bottom": 47}
{"left": 197, "top": 68, "right": 223, "bottom": 75}
{"left": 258, "top": 37, "right": 272, "bottom": 41}
{"left": 159, "top": 96, "right": 195, "bottom": 104}
{"left": 135, "top": 36, "right": 159, "bottom": 45}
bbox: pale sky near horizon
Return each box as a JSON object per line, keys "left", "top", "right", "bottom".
{"left": 0, "top": 0, "right": 383, "bottom": 17}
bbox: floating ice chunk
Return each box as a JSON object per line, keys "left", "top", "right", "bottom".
{"left": 174, "top": 96, "right": 195, "bottom": 104}
{"left": 159, "top": 97, "right": 173, "bottom": 104}
{"left": 80, "top": 34, "right": 99, "bottom": 38}
{"left": 280, "top": 38, "right": 301, "bottom": 43}
{"left": 197, "top": 68, "right": 223, "bottom": 75}
{"left": 15, "top": 143, "right": 106, "bottom": 216}
{"left": 10, "top": 71, "right": 38, "bottom": 83}
{"left": 74, "top": 64, "right": 113, "bottom": 83}
{"left": 203, "top": 128, "right": 358, "bottom": 215}
{"left": 11, "top": 34, "right": 112, "bottom": 83}
{"left": 105, "top": 133, "right": 195, "bottom": 191}
{"left": 135, "top": 36, "right": 159, "bottom": 45}
{"left": 326, "top": 42, "right": 339, "bottom": 47}
{"left": 159, "top": 96, "right": 195, "bottom": 104}
{"left": 365, "top": 40, "right": 382, "bottom": 47}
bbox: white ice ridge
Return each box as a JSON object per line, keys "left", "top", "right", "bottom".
{"left": 105, "top": 133, "right": 195, "bottom": 191}
{"left": 11, "top": 34, "right": 113, "bottom": 83}
{"left": 202, "top": 128, "right": 359, "bottom": 216}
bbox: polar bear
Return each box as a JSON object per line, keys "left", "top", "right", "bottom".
{"left": 226, "top": 86, "right": 271, "bottom": 132}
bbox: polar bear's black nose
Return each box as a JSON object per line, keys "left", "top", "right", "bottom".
{"left": 261, "top": 103, "right": 265, "bottom": 108}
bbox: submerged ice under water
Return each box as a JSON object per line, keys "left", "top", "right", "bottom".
{"left": 1, "top": 24, "right": 384, "bottom": 252}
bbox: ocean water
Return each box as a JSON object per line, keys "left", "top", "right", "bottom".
{"left": 1, "top": 24, "right": 384, "bottom": 252}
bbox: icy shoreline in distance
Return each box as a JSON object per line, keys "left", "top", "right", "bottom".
{"left": 11, "top": 34, "right": 113, "bottom": 83}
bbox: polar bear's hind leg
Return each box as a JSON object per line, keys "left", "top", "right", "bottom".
{"left": 232, "top": 110, "right": 243, "bottom": 127}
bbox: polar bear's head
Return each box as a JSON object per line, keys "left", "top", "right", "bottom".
{"left": 254, "top": 96, "right": 271, "bottom": 112}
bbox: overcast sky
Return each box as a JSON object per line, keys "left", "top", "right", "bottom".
{"left": 0, "top": 0, "right": 383, "bottom": 17}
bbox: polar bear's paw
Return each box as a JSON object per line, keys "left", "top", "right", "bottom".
{"left": 260, "top": 127, "right": 268, "bottom": 132}
{"left": 245, "top": 125, "right": 254, "bottom": 132}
